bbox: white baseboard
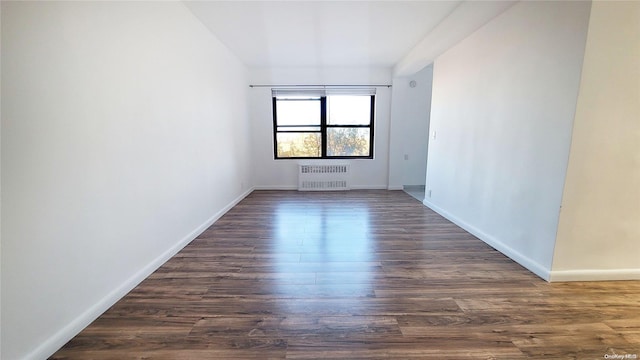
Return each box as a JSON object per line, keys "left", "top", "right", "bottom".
{"left": 422, "top": 199, "right": 551, "bottom": 281}
{"left": 351, "top": 185, "right": 389, "bottom": 190}
{"left": 550, "top": 269, "right": 640, "bottom": 282}
{"left": 253, "top": 185, "right": 390, "bottom": 191}
{"left": 253, "top": 185, "right": 297, "bottom": 190}
{"left": 387, "top": 186, "right": 404, "bottom": 190}
{"left": 32, "top": 188, "right": 254, "bottom": 360}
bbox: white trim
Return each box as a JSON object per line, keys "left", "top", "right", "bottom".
{"left": 423, "top": 199, "right": 551, "bottom": 281}
{"left": 253, "top": 185, "right": 389, "bottom": 191}
{"left": 550, "top": 269, "right": 640, "bottom": 282}
{"left": 387, "top": 185, "right": 404, "bottom": 191}
{"left": 350, "top": 185, "right": 389, "bottom": 190}
{"left": 253, "top": 185, "right": 298, "bottom": 191}
{"left": 31, "top": 188, "right": 254, "bottom": 360}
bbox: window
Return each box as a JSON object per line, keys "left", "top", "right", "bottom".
{"left": 272, "top": 88, "right": 375, "bottom": 159}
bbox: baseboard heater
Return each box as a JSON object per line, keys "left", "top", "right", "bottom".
{"left": 298, "top": 162, "right": 351, "bottom": 191}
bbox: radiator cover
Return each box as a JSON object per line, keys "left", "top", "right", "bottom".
{"left": 298, "top": 163, "right": 351, "bottom": 191}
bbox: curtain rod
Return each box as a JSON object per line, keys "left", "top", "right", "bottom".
{"left": 249, "top": 84, "right": 392, "bottom": 88}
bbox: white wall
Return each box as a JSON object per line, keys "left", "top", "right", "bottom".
{"left": 388, "top": 64, "right": 433, "bottom": 190}
{"left": 250, "top": 66, "right": 392, "bottom": 86}
{"left": 248, "top": 67, "right": 392, "bottom": 189}
{"left": 0, "top": 3, "right": 3, "bottom": 356}
{"left": 394, "top": 1, "right": 516, "bottom": 77}
{"left": 423, "top": 1, "right": 591, "bottom": 280}
{"left": 0, "top": 2, "right": 252, "bottom": 359}
{"left": 552, "top": 1, "right": 640, "bottom": 281}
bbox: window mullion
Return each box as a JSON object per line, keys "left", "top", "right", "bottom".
{"left": 369, "top": 95, "right": 375, "bottom": 157}
{"left": 272, "top": 97, "right": 278, "bottom": 159}
{"left": 320, "top": 96, "right": 327, "bottom": 158}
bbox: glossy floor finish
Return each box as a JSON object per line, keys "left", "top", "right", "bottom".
{"left": 52, "top": 190, "right": 640, "bottom": 359}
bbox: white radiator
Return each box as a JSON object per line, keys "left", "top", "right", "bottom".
{"left": 298, "top": 163, "right": 351, "bottom": 191}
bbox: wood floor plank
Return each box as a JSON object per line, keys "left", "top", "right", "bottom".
{"left": 50, "top": 190, "right": 640, "bottom": 359}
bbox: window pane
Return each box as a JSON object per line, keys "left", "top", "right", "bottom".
{"left": 327, "top": 128, "right": 370, "bottom": 157}
{"left": 276, "top": 99, "right": 321, "bottom": 126}
{"left": 327, "top": 96, "right": 371, "bottom": 125}
{"left": 276, "top": 132, "right": 321, "bottom": 158}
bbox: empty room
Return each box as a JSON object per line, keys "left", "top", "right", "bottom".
{"left": 1, "top": 1, "right": 639, "bottom": 359}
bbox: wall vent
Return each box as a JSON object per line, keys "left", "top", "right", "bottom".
{"left": 298, "top": 163, "right": 350, "bottom": 191}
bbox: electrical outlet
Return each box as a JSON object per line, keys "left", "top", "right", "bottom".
{"left": 427, "top": 189, "right": 432, "bottom": 198}
{"left": 404, "top": 154, "right": 409, "bottom": 160}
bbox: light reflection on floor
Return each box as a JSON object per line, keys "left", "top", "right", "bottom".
{"left": 272, "top": 201, "right": 373, "bottom": 311}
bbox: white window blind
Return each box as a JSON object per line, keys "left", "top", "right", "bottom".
{"left": 271, "top": 87, "right": 376, "bottom": 98}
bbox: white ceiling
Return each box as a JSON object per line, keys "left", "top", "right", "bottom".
{"left": 184, "top": 1, "right": 463, "bottom": 68}
{"left": 184, "top": 1, "right": 517, "bottom": 74}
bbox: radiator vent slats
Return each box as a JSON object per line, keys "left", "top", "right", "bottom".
{"left": 298, "top": 164, "right": 350, "bottom": 191}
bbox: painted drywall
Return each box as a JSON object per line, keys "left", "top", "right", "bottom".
{"left": 552, "top": 1, "right": 640, "bottom": 281}
{"left": 424, "top": 1, "right": 591, "bottom": 280}
{"left": 1, "top": 2, "right": 252, "bottom": 359}
{"left": 393, "top": 1, "right": 516, "bottom": 77}
{"left": 250, "top": 66, "right": 392, "bottom": 87}
{"left": 388, "top": 64, "right": 433, "bottom": 190}
{"left": 0, "top": 3, "right": 3, "bottom": 356}
{"left": 184, "top": 1, "right": 461, "bottom": 68}
{"left": 248, "top": 67, "right": 392, "bottom": 189}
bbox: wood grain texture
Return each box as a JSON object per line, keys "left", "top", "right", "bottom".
{"left": 50, "top": 190, "right": 640, "bottom": 359}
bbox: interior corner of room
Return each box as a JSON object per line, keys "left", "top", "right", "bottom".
{"left": 1, "top": 0, "right": 639, "bottom": 359}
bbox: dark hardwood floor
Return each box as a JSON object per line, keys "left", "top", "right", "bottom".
{"left": 51, "top": 190, "right": 640, "bottom": 359}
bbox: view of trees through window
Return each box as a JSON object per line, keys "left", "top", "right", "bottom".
{"left": 327, "top": 128, "right": 370, "bottom": 157}
{"left": 276, "top": 132, "right": 321, "bottom": 158}
{"left": 273, "top": 94, "right": 374, "bottom": 159}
